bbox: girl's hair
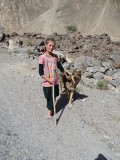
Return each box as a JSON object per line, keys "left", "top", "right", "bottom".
{"left": 43, "top": 37, "right": 56, "bottom": 54}
{"left": 45, "top": 37, "right": 56, "bottom": 45}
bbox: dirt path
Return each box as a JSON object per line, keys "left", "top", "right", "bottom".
{"left": 0, "top": 51, "right": 120, "bottom": 160}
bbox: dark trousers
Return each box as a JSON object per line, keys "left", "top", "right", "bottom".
{"left": 43, "top": 85, "right": 59, "bottom": 112}
{"left": 47, "top": 96, "right": 55, "bottom": 112}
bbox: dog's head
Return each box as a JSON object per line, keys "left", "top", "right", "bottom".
{"left": 71, "top": 69, "right": 82, "bottom": 84}
{"left": 72, "top": 69, "right": 82, "bottom": 77}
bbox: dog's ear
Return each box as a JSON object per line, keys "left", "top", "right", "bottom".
{"left": 79, "top": 70, "right": 83, "bottom": 75}
{"left": 75, "top": 69, "right": 82, "bottom": 75}
{"left": 72, "top": 69, "right": 77, "bottom": 74}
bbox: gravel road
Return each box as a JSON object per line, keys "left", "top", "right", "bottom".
{"left": 0, "top": 51, "right": 120, "bottom": 160}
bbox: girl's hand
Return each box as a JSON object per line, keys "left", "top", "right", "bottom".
{"left": 49, "top": 77, "right": 57, "bottom": 85}
{"left": 64, "top": 71, "right": 71, "bottom": 80}
{"left": 66, "top": 75, "right": 71, "bottom": 80}
{"left": 49, "top": 78, "right": 55, "bottom": 85}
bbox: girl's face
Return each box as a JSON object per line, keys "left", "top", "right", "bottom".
{"left": 45, "top": 41, "right": 55, "bottom": 53}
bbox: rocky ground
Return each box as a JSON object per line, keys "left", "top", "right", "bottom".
{"left": 0, "top": 46, "right": 120, "bottom": 160}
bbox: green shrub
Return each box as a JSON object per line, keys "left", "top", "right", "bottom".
{"left": 66, "top": 25, "right": 77, "bottom": 33}
{"left": 97, "top": 80, "right": 108, "bottom": 90}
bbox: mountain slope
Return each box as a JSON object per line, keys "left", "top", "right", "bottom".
{"left": 0, "top": 0, "right": 120, "bottom": 41}
{"left": 0, "top": 0, "right": 52, "bottom": 33}
{"left": 19, "top": 0, "right": 120, "bottom": 41}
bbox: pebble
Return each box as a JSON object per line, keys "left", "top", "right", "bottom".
{"left": 31, "top": 66, "right": 36, "bottom": 70}
{"left": 30, "top": 75, "right": 34, "bottom": 78}
{"left": 104, "top": 135, "right": 111, "bottom": 140}
{"left": 82, "top": 99, "right": 86, "bottom": 102}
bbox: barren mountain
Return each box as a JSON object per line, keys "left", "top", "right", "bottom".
{"left": 0, "top": 0, "right": 52, "bottom": 33}
{"left": 0, "top": 0, "right": 120, "bottom": 41}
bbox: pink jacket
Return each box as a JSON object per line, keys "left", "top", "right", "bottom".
{"left": 39, "top": 53, "right": 58, "bottom": 87}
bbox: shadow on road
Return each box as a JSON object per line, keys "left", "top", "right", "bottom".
{"left": 55, "top": 91, "right": 88, "bottom": 124}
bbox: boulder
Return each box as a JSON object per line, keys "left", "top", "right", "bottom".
{"left": 11, "top": 32, "right": 19, "bottom": 37}
{"left": 81, "top": 76, "right": 97, "bottom": 88}
{"left": 9, "top": 39, "right": 19, "bottom": 51}
{"left": 104, "top": 75, "right": 112, "bottom": 82}
{"left": 109, "top": 54, "right": 120, "bottom": 68}
{"left": 75, "top": 56, "right": 100, "bottom": 71}
{"left": 14, "top": 37, "right": 23, "bottom": 47}
{"left": 86, "top": 66, "right": 100, "bottom": 73}
{"left": 99, "top": 67, "right": 106, "bottom": 73}
{"left": 105, "top": 69, "right": 118, "bottom": 76}
{"left": 112, "top": 71, "right": 120, "bottom": 80}
{"left": 93, "top": 72, "right": 104, "bottom": 80}
{"left": 83, "top": 72, "right": 93, "bottom": 78}
{"left": 109, "top": 70, "right": 120, "bottom": 87}
{"left": 101, "top": 62, "right": 111, "bottom": 71}
{"left": 110, "top": 79, "right": 120, "bottom": 87}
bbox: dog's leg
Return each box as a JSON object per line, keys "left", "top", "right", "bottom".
{"left": 71, "top": 75, "right": 75, "bottom": 84}
{"left": 69, "top": 91, "right": 74, "bottom": 107}
{"left": 66, "top": 88, "right": 69, "bottom": 98}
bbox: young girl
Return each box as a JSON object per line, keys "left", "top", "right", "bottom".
{"left": 39, "top": 38, "right": 70, "bottom": 118}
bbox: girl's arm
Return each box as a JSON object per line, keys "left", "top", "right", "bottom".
{"left": 64, "top": 71, "right": 71, "bottom": 80}
{"left": 42, "top": 74, "right": 54, "bottom": 85}
{"left": 57, "top": 61, "right": 71, "bottom": 80}
{"left": 57, "top": 61, "right": 64, "bottom": 72}
{"left": 39, "top": 64, "right": 44, "bottom": 76}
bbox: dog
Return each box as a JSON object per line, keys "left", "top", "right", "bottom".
{"left": 59, "top": 69, "right": 82, "bottom": 107}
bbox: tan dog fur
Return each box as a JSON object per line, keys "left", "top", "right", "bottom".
{"left": 59, "top": 69, "right": 82, "bottom": 107}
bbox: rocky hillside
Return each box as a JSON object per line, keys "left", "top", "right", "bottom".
{"left": 0, "top": 0, "right": 120, "bottom": 41}
{"left": 0, "top": 0, "right": 52, "bottom": 33}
